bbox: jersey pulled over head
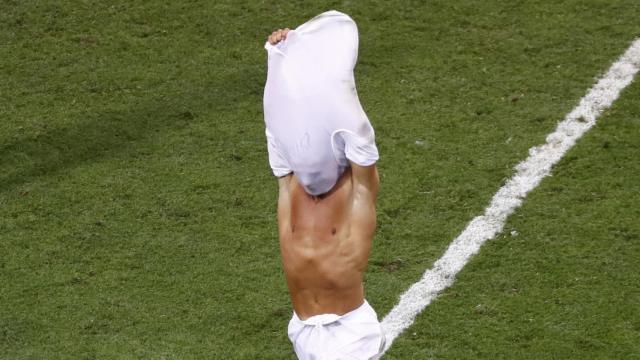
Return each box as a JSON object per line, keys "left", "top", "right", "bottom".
{"left": 263, "top": 10, "right": 379, "bottom": 196}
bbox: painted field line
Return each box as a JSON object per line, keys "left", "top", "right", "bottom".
{"left": 381, "top": 38, "right": 640, "bottom": 353}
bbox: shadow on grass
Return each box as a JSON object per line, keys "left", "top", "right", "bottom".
{"left": 0, "top": 67, "right": 265, "bottom": 193}
{"left": 0, "top": 99, "right": 191, "bottom": 193}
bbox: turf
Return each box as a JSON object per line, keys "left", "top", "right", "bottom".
{"left": 1, "top": 0, "right": 639, "bottom": 359}
{"left": 383, "top": 74, "right": 640, "bottom": 360}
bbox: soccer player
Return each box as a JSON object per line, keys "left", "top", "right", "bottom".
{"left": 263, "top": 10, "right": 385, "bottom": 359}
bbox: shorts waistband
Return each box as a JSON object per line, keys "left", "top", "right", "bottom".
{"left": 291, "top": 300, "right": 376, "bottom": 326}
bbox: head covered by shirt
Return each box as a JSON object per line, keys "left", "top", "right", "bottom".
{"left": 263, "top": 10, "right": 379, "bottom": 196}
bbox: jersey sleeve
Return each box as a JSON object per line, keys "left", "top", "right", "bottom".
{"left": 334, "top": 129, "right": 379, "bottom": 167}
{"left": 265, "top": 128, "right": 293, "bottom": 177}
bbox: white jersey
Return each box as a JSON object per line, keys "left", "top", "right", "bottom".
{"left": 263, "top": 10, "right": 379, "bottom": 196}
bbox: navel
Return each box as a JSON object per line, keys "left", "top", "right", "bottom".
{"left": 331, "top": 227, "right": 337, "bottom": 236}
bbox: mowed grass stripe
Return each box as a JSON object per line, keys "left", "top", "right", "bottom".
{"left": 2, "top": 1, "right": 640, "bottom": 358}
{"left": 384, "top": 65, "right": 640, "bottom": 360}
{"left": 381, "top": 38, "right": 640, "bottom": 353}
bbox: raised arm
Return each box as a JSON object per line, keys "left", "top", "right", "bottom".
{"left": 276, "top": 174, "right": 293, "bottom": 237}
{"left": 349, "top": 162, "right": 379, "bottom": 238}
{"left": 350, "top": 162, "right": 379, "bottom": 199}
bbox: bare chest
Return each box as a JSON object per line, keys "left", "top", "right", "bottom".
{"left": 289, "top": 174, "right": 351, "bottom": 235}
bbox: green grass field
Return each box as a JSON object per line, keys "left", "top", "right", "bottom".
{"left": 1, "top": 1, "right": 639, "bottom": 358}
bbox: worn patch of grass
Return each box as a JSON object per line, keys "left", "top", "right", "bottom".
{"left": 1, "top": 0, "right": 639, "bottom": 358}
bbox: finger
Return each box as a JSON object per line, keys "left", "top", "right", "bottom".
{"left": 282, "top": 28, "right": 290, "bottom": 38}
{"left": 268, "top": 31, "right": 278, "bottom": 44}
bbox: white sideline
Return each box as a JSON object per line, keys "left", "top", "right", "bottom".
{"left": 380, "top": 38, "right": 640, "bottom": 353}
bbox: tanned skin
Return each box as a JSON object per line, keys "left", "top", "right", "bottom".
{"left": 276, "top": 163, "right": 379, "bottom": 320}
{"left": 267, "top": 29, "right": 379, "bottom": 320}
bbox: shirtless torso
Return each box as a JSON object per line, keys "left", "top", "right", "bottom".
{"left": 276, "top": 162, "right": 379, "bottom": 320}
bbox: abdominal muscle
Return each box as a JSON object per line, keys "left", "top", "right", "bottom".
{"left": 278, "top": 168, "right": 373, "bottom": 320}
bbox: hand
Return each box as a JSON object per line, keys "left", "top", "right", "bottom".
{"left": 268, "top": 28, "right": 290, "bottom": 45}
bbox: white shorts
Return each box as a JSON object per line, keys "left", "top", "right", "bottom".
{"left": 287, "top": 300, "right": 386, "bottom": 360}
